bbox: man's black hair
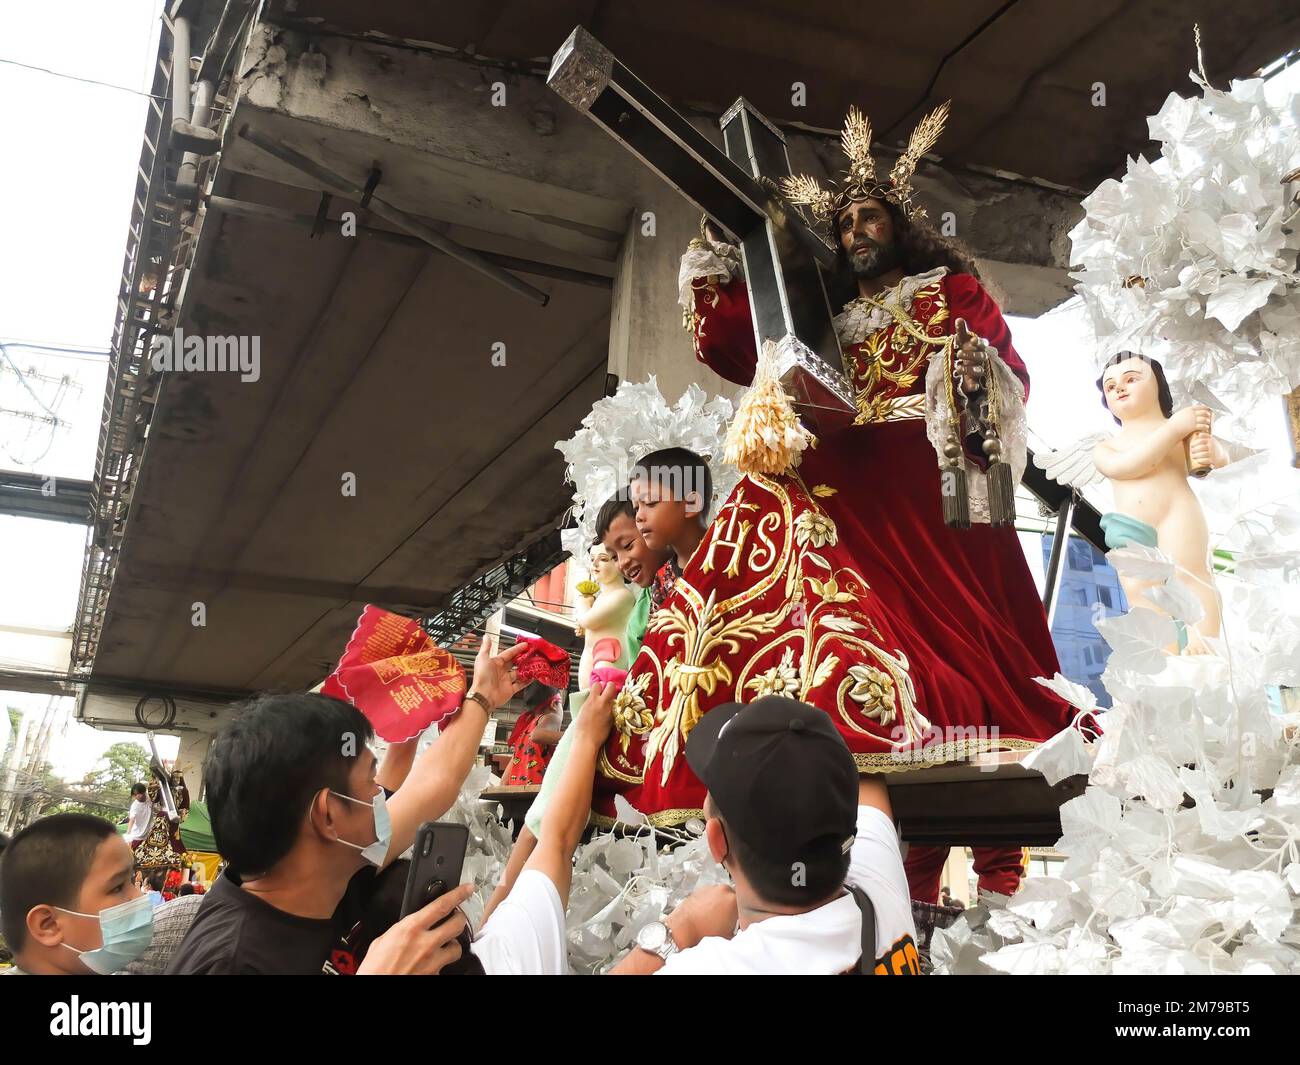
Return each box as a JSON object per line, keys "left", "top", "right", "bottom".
{"left": 0, "top": 813, "right": 116, "bottom": 951}
{"left": 1096, "top": 351, "right": 1173, "bottom": 423}
{"left": 178, "top": 882, "right": 195, "bottom": 896}
{"left": 593, "top": 495, "right": 635, "bottom": 544}
{"left": 632, "top": 447, "right": 713, "bottom": 517}
{"left": 204, "top": 692, "right": 374, "bottom": 876}
{"left": 711, "top": 803, "right": 849, "bottom": 908}
{"left": 146, "top": 869, "right": 166, "bottom": 891}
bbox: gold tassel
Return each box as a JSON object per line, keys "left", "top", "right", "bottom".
{"left": 723, "top": 339, "right": 814, "bottom": 476}
{"left": 941, "top": 449, "right": 970, "bottom": 529}
{"left": 986, "top": 459, "right": 1015, "bottom": 526}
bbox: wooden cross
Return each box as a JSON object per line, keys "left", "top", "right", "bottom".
{"left": 547, "top": 26, "right": 855, "bottom": 432}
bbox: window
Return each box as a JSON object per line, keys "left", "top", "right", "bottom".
{"left": 1068, "top": 540, "right": 1094, "bottom": 572}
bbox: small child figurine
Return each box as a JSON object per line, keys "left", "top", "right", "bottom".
{"left": 572, "top": 544, "right": 634, "bottom": 689}
{"left": 1036, "top": 352, "right": 1231, "bottom": 654}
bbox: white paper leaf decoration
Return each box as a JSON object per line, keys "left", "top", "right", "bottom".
{"left": 1095, "top": 608, "right": 1177, "bottom": 674}
{"left": 1107, "top": 544, "right": 1176, "bottom": 581}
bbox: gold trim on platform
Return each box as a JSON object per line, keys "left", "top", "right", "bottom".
{"left": 589, "top": 806, "right": 706, "bottom": 830}
{"left": 854, "top": 736, "right": 1040, "bottom": 774}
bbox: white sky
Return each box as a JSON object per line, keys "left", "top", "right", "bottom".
{"left": 0, "top": 9, "right": 1295, "bottom": 779}
{"left": 0, "top": 0, "right": 173, "bottom": 780}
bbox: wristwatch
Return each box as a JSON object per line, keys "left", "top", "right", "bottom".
{"left": 635, "top": 921, "right": 679, "bottom": 961}
{"left": 465, "top": 690, "right": 492, "bottom": 715}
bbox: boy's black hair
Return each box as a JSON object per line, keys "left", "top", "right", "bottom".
{"left": 146, "top": 869, "right": 167, "bottom": 891}
{"left": 1097, "top": 351, "right": 1173, "bottom": 423}
{"left": 204, "top": 692, "right": 374, "bottom": 876}
{"left": 178, "top": 882, "right": 195, "bottom": 896}
{"left": 632, "top": 447, "right": 713, "bottom": 517}
{"left": 0, "top": 813, "right": 116, "bottom": 950}
{"left": 593, "top": 495, "right": 635, "bottom": 544}
{"left": 131, "top": 782, "right": 147, "bottom": 798}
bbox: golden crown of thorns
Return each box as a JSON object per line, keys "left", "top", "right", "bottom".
{"left": 780, "top": 101, "right": 950, "bottom": 224}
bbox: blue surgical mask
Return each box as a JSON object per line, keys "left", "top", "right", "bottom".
{"left": 331, "top": 789, "right": 391, "bottom": 867}
{"left": 56, "top": 894, "right": 155, "bottom": 974}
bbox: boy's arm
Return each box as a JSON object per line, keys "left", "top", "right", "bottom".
{"left": 521, "top": 681, "right": 617, "bottom": 905}
{"left": 858, "top": 774, "right": 893, "bottom": 818}
{"left": 531, "top": 707, "right": 564, "bottom": 749}
{"left": 382, "top": 636, "right": 526, "bottom": 867}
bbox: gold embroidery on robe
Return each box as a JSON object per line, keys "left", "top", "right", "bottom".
{"left": 849, "top": 277, "right": 947, "bottom": 425}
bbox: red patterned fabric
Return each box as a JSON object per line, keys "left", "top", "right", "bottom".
{"left": 322, "top": 605, "right": 466, "bottom": 742}
{"left": 513, "top": 637, "right": 571, "bottom": 689}
{"left": 502, "top": 695, "right": 561, "bottom": 786}
{"left": 594, "top": 271, "right": 1072, "bottom": 903}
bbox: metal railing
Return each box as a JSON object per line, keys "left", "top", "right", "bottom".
{"left": 71, "top": 1, "right": 256, "bottom": 672}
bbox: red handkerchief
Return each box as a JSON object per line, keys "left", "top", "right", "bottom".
{"left": 321, "top": 606, "right": 467, "bottom": 742}
{"left": 514, "top": 636, "right": 571, "bottom": 689}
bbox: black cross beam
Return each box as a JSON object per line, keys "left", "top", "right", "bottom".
{"left": 547, "top": 26, "right": 855, "bottom": 431}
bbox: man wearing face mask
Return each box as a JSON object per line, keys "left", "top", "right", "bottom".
{"left": 1, "top": 813, "right": 155, "bottom": 975}
{"left": 166, "top": 635, "right": 527, "bottom": 975}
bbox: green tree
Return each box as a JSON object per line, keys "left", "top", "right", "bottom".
{"left": 81, "top": 741, "right": 152, "bottom": 807}
{"left": 33, "top": 762, "right": 120, "bottom": 824}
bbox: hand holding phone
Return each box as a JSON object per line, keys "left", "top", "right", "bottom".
{"left": 400, "top": 821, "right": 470, "bottom": 919}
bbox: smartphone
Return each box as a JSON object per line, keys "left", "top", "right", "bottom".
{"left": 399, "top": 821, "right": 469, "bottom": 919}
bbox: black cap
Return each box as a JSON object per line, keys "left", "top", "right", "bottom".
{"left": 685, "top": 696, "right": 858, "bottom": 864}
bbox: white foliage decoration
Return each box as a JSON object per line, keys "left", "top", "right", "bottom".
{"left": 1068, "top": 67, "right": 1300, "bottom": 419}
{"left": 931, "top": 410, "right": 1300, "bottom": 977}
{"left": 931, "top": 56, "right": 1300, "bottom": 977}
{"left": 555, "top": 376, "right": 740, "bottom": 559}
{"left": 447, "top": 772, "right": 728, "bottom": 974}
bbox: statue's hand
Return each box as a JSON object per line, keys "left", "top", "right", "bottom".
{"left": 1170, "top": 405, "right": 1211, "bottom": 438}
{"left": 1188, "top": 432, "right": 1216, "bottom": 470}
{"left": 953, "top": 318, "right": 989, "bottom": 396}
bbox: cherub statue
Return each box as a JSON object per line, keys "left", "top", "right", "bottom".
{"left": 571, "top": 544, "right": 634, "bottom": 689}
{"left": 1035, "top": 352, "right": 1232, "bottom": 654}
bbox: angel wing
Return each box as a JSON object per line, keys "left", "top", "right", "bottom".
{"left": 1031, "top": 433, "right": 1108, "bottom": 489}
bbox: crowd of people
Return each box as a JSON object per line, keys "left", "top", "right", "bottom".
{"left": 0, "top": 450, "right": 919, "bottom": 976}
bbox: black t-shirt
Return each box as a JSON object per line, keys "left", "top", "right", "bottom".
{"left": 165, "top": 867, "right": 375, "bottom": 975}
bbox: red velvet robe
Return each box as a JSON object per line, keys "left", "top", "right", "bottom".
{"left": 592, "top": 269, "right": 1071, "bottom": 827}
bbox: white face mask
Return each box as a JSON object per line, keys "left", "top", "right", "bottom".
{"left": 55, "top": 894, "right": 155, "bottom": 974}
{"left": 329, "top": 789, "right": 391, "bottom": 867}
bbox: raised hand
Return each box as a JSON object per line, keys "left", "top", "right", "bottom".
{"left": 469, "top": 635, "right": 529, "bottom": 711}
{"left": 576, "top": 678, "right": 618, "bottom": 745}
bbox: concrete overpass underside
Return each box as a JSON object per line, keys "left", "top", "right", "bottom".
{"left": 76, "top": 0, "right": 1300, "bottom": 720}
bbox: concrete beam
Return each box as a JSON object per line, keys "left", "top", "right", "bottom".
{"left": 233, "top": 22, "right": 1082, "bottom": 291}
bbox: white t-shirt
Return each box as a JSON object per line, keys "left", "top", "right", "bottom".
{"left": 127, "top": 798, "right": 152, "bottom": 842}
{"left": 655, "top": 806, "right": 919, "bottom": 975}
{"left": 470, "top": 870, "right": 568, "bottom": 975}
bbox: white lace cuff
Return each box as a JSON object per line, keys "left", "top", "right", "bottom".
{"left": 678, "top": 240, "right": 742, "bottom": 309}
{"left": 925, "top": 345, "right": 1028, "bottom": 525}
